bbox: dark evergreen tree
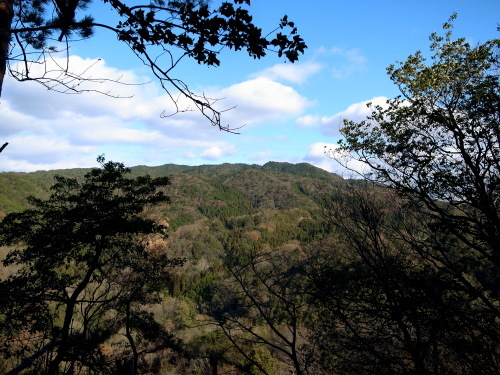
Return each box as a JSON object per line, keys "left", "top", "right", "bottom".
{"left": 0, "top": 156, "right": 184, "bottom": 374}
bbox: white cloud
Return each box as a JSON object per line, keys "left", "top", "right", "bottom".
{"left": 304, "top": 142, "right": 370, "bottom": 177}
{"left": 200, "top": 145, "right": 237, "bottom": 160}
{"left": 299, "top": 98, "right": 390, "bottom": 176}
{"left": 6, "top": 56, "right": 149, "bottom": 120}
{"left": 296, "top": 114, "right": 320, "bottom": 128}
{"left": 305, "top": 96, "right": 388, "bottom": 137}
{"left": 201, "top": 146, "right": 223, "bottom": 160}
{"left": 0, "top": 54, "right": 315, "bottom": 171}
{"left": 254, "top": 61, "right": 323, "bottom": 84}
{"left": 1, "top": 135, "right": 98, "bottom": 171}
{"left": 214, "top": 77, "right": 311, "bottom": 125}
{"left": 0, "top": 157, "right": 96, "bottom": 173}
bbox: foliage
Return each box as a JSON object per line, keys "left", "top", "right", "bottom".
{"left": 311, "top": 186, "right": 500, "bottom": 374}
{"left": 335, "top": 15, "right": 499, "bottom": 268}
{"left": 2, "top": 14, "right": 499, "bottom": 374}
{"left": 198, "top": 182, "right": 255, "bottom": 220}
{"left": 204, "top": 232, "right": 313, "bottom": 375}
{"left": 0, "top": 161, "right": 341, "bottom": 373}
{"left": 336, "top": 15, "right": 500, "bottom": 314}
{"left": 0, "top": 162, "right": 339, "bottom": 216}
{"left": 319, "top": 17, "right": 500, "bottom": 374}
{"left": 262, "top": 161, "right": 338, "bottom": 181}
{"left": 1, "top": 0, "right": 306, "bottom": 130}
{"left": 0, "top": 157, "right": 184, "bottom": 374}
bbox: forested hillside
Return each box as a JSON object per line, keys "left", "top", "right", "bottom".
{"left": 0, "top": 161, "right": 347, "bottom": 374}
{"left": 1, "top": 156, "right": 498, "bottom": 374}
{"left": 0, "top": 161, "right": 342, "bottom": 216}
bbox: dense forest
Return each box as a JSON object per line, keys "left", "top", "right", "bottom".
{"left": 0, "top": 161, "right": 345, "bottom": 374}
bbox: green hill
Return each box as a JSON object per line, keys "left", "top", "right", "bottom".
{"left": 0, "top": 162, "right": 343, "bottom": 216}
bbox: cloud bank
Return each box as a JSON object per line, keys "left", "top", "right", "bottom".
{"left": 296, "top": 96, "right": 388, "bottom": 137}
{"left": 1, "top": 52, "right": 383, "bottom": 178}
{"left": 0, "top": 55, "right": 310, "bottom": 171}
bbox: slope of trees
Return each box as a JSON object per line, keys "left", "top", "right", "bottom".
{"left": 0, "top": 161, "right": 342, "bottom": 216}
{"left": 0, "top": 161, "right": 341, "bottom": 373}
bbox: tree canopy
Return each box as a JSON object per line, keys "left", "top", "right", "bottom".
{"left": 319, "top": 16, "right": 500, "bottom": 374}
{"left": 331, "top": 15, "right": 499, "bottom": 271}
{"left": 0, "top": 0, "right": 306, "bottom": 132}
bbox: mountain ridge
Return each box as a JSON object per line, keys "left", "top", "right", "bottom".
{"left": 0, "top": 161, "right": 343, "bottom": 216}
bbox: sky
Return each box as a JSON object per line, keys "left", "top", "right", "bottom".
{"left": 1, "top": 0, "right": 499, "bottom": 174}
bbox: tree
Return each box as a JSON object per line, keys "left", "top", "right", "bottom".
{"left": 336, "top": 15, "right": 498, "bottom": 256}
{"left": 0, "top": 0, "right": 306, "bottom": 132}
{"left": 206, "top": 233, "right": 313, "bottom": 375}
{"left": 0, "top": 156, "right": 185, "bottom": 374}
{"left": 329, "top": 15, "right": 499, "bottom": 310}
{"left": 310, "top": 185, "right": 499, "bottom": 374}
{"left": 321, "top": 15, "right": 500, "bottom": 374}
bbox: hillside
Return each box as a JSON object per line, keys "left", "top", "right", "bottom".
{"left": 1, "top": 159, "right": 496, "bottom": 375}
{"left": 0, "top": 161, "right": 344, "bottom": 216}
{"left": 0, "top": 161, "right": 356, "bottom": 374}
{"left": 0, "top": 160, "right": 344, "bottom": 292}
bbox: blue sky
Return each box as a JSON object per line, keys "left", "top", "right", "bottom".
{"left": 1, "top": 0, "right": 499, "bottom": 173}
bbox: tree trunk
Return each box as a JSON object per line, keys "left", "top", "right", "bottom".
{"left": 47, "top": 252, "right": 102, "bottom": 375}
{"left": 124, "top": 301, "right": 139, "bottom": 375}
{"left": 0, "top": 0, "right": 13, "bottom": 98}
{"left": 5, "top": 341, "right": 58, "bottom": 375}
{"left": 209, "top": 353, "right": 218, "bottom": 375}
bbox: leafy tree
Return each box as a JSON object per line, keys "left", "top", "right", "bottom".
{"left": 0, "top": 156, "right": 184, "bottom": 374}
{"left": 332, "top": 15, "right": 499, "bottom": 273}
{"left": 321, "top": 16, "right": 500, "bottom": 374}
{"left": 0, "top": 0, "right": 306, "bottom": 132}
{"left": 329, "top": 15, "right": 499, "bottom": 311}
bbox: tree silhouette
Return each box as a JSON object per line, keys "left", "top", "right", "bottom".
{"left": 312, "top": 186, "right": 499, "bottom": 374}
{"left": 330, "top": 15, "right": 499, "bottom": 272}
{"left": 0, "top": 0, "right": 306, "bottom": 132}
{"left": 206, "top": 234, "right": 313, "bottom": 375}
{"left": 321, "top": 16, "right": 500, "bottom": 374}
{"left": 0, "top": 157, "right": 185, "bottom": 374}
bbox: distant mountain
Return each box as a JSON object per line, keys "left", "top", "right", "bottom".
{"left": 0, "top": 162, "right": 344, "bottom": 216}
{"left": 0, "top": 161, "right": 345, "bottom": 296}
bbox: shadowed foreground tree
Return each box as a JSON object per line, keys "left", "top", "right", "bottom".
{"left": 330, "top": 15, "right": 499, "bottom": 275}
{"left": 310, "top": 186, "right": 499, "bottom": 374}
{"left": 0, "top": 0, "right": 306, "bottom": 132}
{"left": 320, "top": 16, "right": 500, "bottom": 374}
{"left": 206, "top": 235, "right": 313, "bottom": 375}
{"left": 0, "top": 156, "right": 185, "bottom": 375}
